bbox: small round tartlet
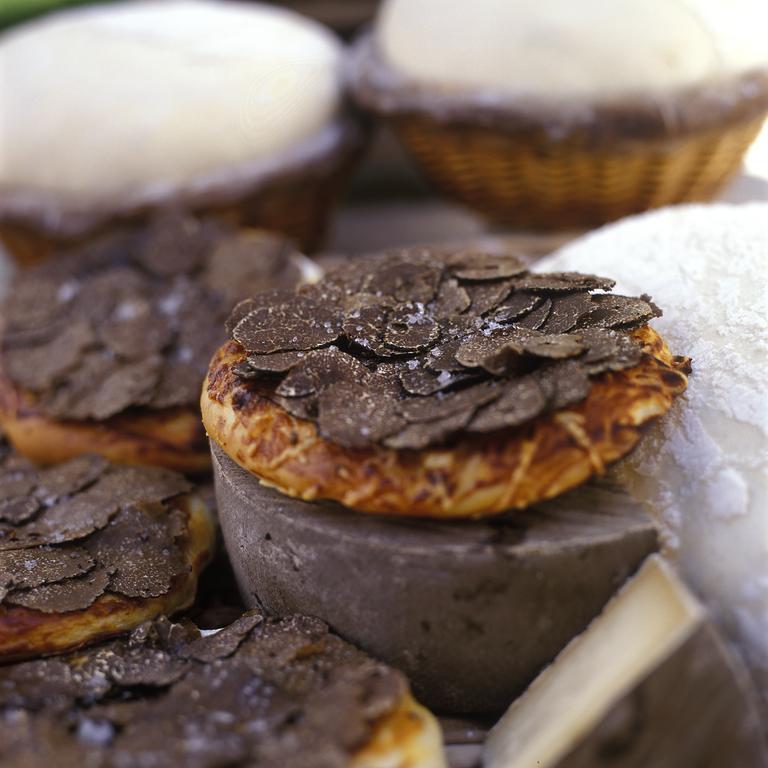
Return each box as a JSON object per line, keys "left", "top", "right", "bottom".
{"left": 0, "top": 444, "right": 215, "bottom": 661}
{"left": 203, "top": 248, "right": 690, "bottom": 518}
{"left": 0, "top": 612, "right": 446, "bottom": 767}
{"left": 0, "top": 0, "right": 364, "bottom": 264}
{"left": 0, "top": 211, "right": 312, "bottom": 472}
{"left": 204, "top": 247, "right": 689, "bottom": 710}
{"left": 348, "top": 0, "right": 768, "bottom": 228}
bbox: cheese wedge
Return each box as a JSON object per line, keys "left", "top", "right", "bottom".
{"left": 484, "top": 555, "right": 766, "bottom": 767}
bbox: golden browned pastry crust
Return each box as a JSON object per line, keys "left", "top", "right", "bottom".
{"left": 352, "top": 692, "right": 446, "bottom": 768}
{"left": 0, "top": 494, "right": 215, "bottom": 662}
{"left": 0, "top": 375, "right": 209, "bottom": 473}
{"left": 203, "top": 326, "right": 688, "bottom": 518}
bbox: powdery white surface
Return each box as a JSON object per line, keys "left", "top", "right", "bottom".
{"left": 539, "top": 203, "right": 768, "bottom": 709}
{"left": 0, "top": 0, "right": 343, "bottom": 200}
{"left": 377, "top": 0, "right": 768, "bottom": 99}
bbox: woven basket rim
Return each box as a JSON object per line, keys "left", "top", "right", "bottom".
{"left": 0, "top": 113, "right": 366, "bottom": 240}
{"left": 347, "top": 33, "right": 768, "bottom": 146}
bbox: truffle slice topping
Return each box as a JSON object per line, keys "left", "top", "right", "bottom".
{"left": 226, "top": 248, "right": 662, "bottom": 450}
{"left": 0, "top": 438, "right": 192, "bottom": 610}
{"left": 0, "top": 211, "right": 308, "bottom": 420}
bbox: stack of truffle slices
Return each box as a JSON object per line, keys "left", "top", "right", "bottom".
{"left": 0, "top": 216, "right": 447, "bottom": 767}
{"left": 0, "top": 210, "right": 315, "bottom": 473}
{"left": 204, "top": 247, "right": 768, "bottom": 765}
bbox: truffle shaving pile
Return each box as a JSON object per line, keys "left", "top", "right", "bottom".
{"left": 228, "top": 248, "right": 661, "bottom": 450}
{"left": 0, "top": 211, "right": 307, "bottom": 419}
{"left": 0, "top": 613, "right": 406, "bottom": 768}
{"left": 0, "top": 438, "right": 192, "bottom": 612}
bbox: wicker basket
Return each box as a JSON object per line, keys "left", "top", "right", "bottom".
{"left": 390, "top": 112, "right": 766, "bottom": 230}
{"left": 348, "top": 35, "right": 768, "bottom": 230}
{"left": 0, "top": 160, "right": 357, "bottom": 267}
{"left": 0, "top": 115, "right": 366, "bottom": 267}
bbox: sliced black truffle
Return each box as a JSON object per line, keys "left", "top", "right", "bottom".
{"left": 226, "top": 251, "right": 662, "bottom": 451}
{"left": 0, "top": 614, "right": 408, "bottom": 768}
{"left": 541, "top": 292, "right": 596, "bottom": 334}
{"left": 455, "top": 327, "right": 535, "bottom": 373}
{"left": 384, "top": 410, "right": 473, "bottom": 450}
{"left": 341, "top": 301, "right": 390, "bottom": 356}
{"left": 429, "top": 278, "right": 471, "bottom": 318}
{"left": 85, "top": 503, "right": 188, "bottom": 599}
{"left": 318, "top": 382, "right": 404, "bottom": 449}
{"left": 580, "top": 328, "right": 644, "bottom": 374}
{"left": 399, "top": 364, "right": 479, "bottom": 397}
{"left": 1, "top": 279, "right": 63, "bottom": 332}
{"left": 137, "top": 211, "right": 219, "bottom": 277}
{"left": 463, "top": 280, "right": 514, "bottom": 315}
{"left": 54, "top": 355, "right": 162, "bottom": 421}
{"left": 105, "top": 646, "right": 189, "bottom": 688}
{"left": 152, "top": 358, "right": 210, "bottom": 408}
{"left": 181, "top": 612, "right": 263, "bottom": 663}
{"left": 276, "top": 347, "right": 371, "bottom": 398}
{"left": 398, "top": 382, "right": 499, "bottom": 424}
{"left": 383, "top": 303, "right": 440, "bottom": 352}
{"left": 514, "top": 297, "right": 552, "bottom": 330}
{"left": 35, "top": 455, "right": 108, "bottom": 504}
{"left": 273, "top": 394, "right": 318, "bottom": 421}
{"left": 94, "top": 465, "right": 191, "bottom": 507}
{"left": 7, "top": 568, "right": 111, "bottom": 613}
{"left": 448, "top": 251, "right": 526, "bottom": 281}
{"left": 100, "top": 299, "right": 174, "bottom": 360}
{"left": 0, "top": 463, "right": 37, "bottom": 505}
{"left": 512, "top": 272, "right": 615, "bottom": 293}
{"left": 245, "top": 350, "right": 309, "bottom": 373}
{"left": 232, "top": 295, "right": 341, "bottom": 355}
{"left": 0, "top": 447, "right": 195, "bottom": 612}
{"left": 204, "top": 231, "right": 304, "bottom": 303}
{"left": 0, "top": 489, "right": 120, "bottom": 551}
{"left": 469, "top": 376, "right": 547, "bottom": 433}
{"left": 0, "top": 213, "right": 306, "bottom": 421}
{"left": 0, "top": 497, "right": 40, "bottom": 525}
{"left": 587, "top": 294, "right": 662, "bottom": 330}
{"left": 4, "top": 321, "right": 95, "bottom": 392}
{"left": 522, "top": 333, "right": 585, "bottom": 360}
{"left": 0, "top": 547, "right": 94, "bottom": 598}
{"left": 491, "top": 291, "right": 541, "bottom": 323}
{"left": 358, "top": 249, "right": 444, "bottom": 304}
{"left": 535, "top": 360, "right": 592, "bottom": 410}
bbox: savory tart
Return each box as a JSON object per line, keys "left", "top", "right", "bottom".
{"left": 0, "top": 0, "right": 363, "bottom": 263}
{"left": 0, "top": 210, "right": 312, "bottom": 472}
{"left": 0, "top": 612, "right": 446, "bottom": 768}
{"left": 0, "top": 441, "right": 215, "bottom": 661}
{"left": 203, "top": 247, "right": 690, "bottom": 518}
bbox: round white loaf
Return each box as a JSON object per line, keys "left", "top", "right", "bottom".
{"left": 0, "top": 0, "right": 343, "bottom": 201}
{"left": 376, "top": 0, "right": 768, "bottom": 98}
{"left": 538, "top": 203, "right": 768, "bottom": 713}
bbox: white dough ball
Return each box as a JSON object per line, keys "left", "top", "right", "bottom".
{"left": 0, "top": 0, "right": 343, "bottom": 201}
{"left": 539, "top": 203, "right": 768, "bottom": 710}
{"left": 377, "top": 0, "right": 768, "bottom": 99}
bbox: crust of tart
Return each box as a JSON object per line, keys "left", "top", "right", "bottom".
{"left": 202, "top": 326, "right": 689, "bottom": 518}
{"left": 0, "top": 375, "right": 210, "bottom": 474}
{"left": 0, "top": 494, "right": 215, "bottom": 663}
{"left": 352, "top": 692, "right": 446, "bottom": 768}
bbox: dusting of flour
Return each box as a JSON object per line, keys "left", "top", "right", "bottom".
{"left": 539, "top": 203, "right": 768, "bottom": 711}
